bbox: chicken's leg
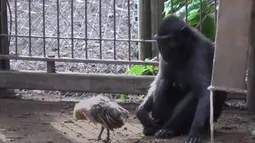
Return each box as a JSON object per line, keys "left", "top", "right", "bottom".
{"left": 106, "top": 129, "right": 110, "bottom": 142}
{"left": 98, "top": 126, "right": 104, "bottom": 140}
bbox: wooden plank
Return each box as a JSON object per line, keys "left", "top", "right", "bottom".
{"left": 210, "top": 0, "right": 252, "bottom": 93}
{"left": 0, "top": 70, "right": 154, "bottom": 94}
{"left": 150, "top": 0, "right": 164, "bottom": 58}
{"left": 0, "top": 0, "right": 10, "bottom": 98}
{"left": 247, "top": 0, "right": 255, "bottom": 112}
{"left": 0, "top": 0, "right": 9, "bottom": 70}
{"left": 0, "top": 70, "right": 247, "bottom": 99}
{"left": 46, "top": 56, "right": 56, "bottom": 73}
{"left": 138, "top": 0, "right": 152, "bottom": 60}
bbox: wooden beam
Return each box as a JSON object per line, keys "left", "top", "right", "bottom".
{"left": 0, "top": 0, "right": 9, "bottom": 70}
{"left": 47, "top": 56, "right": 56, "bottom": 73}
{"left": 0, "top": 70, "right": 154, "bottom": 94}
{"left": 210, "top": 0, "right": 252, "bottom": 93}
{"left": 0, "top": 70, "right": 247, "bottom": 99}
{"left": 247, "top": 0, "right": 255, "bottom": 113}
{"left": 0, "top": 0, "right": 10, "bottom": 97}
{"left": 150, "top": 0, "right": 164, "bottom": 58}
{"left": 138, "top": 0, "right": 152, "bottom": 60}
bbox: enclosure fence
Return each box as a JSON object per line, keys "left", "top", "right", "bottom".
{"left": 0, "top": 0, "right": 220, "bottom": 95}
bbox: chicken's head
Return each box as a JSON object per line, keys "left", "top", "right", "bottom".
{"left": 73, "top": 102, "right": 90, "bottom": 120}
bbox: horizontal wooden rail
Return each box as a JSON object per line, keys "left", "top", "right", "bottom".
{"left": 0, "top": 70, "right": 154, "bottom": 94}
{"left": 0, "top": 70, "right": 247, "bottom": 100}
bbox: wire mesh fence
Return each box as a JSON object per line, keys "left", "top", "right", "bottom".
{"left": 1, "top": 0, "right": 219, "bottom": 74}
{"left": 4, "top": 0, "right": 150, "bottom": 74}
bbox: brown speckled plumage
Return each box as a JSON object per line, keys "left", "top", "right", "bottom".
{"left": 73, "top": 95, "right": 129, "bottom": 142}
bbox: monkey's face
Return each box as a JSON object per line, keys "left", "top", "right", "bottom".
{"left": 154, "top": 33, "right": 186, "bottom": 63}
{"left": 155, "top": 15, "right": 194, "bottom": 63}
{"left": 154, "top": 26, "right": 193, "bottom": 63}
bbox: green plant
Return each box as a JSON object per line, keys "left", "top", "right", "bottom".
{"left": 163, "top": 0, "right": 218, "bottom": 42}
{"left": 120, "top": 58, "right": 158, "bottom": 101}
{"left": 138, "top": 95, "right": 145, "bottom": 101}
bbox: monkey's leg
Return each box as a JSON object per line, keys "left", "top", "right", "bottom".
{"left": 155, "top": 92, "right": 197, "bottom": 139}
{"left": 150, "top": 79, "right": 179, "bottom": 138}
{"left": 136, "top": 95, "right": 154, "bottom": 127}
{"left": 98, "top": 126, "right": 105, "bottom": 140}
{"left": 185, "top": 90, "right": 227, "bottom": 143}
{"left": 184, "top": 92, "right": 209, "bottom": 143}
{"left": 212, "top": 90, "right": 227, "bottom": 121}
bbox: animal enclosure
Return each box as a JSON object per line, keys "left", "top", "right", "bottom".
{"left": 0, "top": 0, "right": 249, "bottom": 101}
{"left": 0, "top": 0, "right": 255, "bottom": 143}
{"left": 0, "top": 0, "right": 228, "bottom": 96}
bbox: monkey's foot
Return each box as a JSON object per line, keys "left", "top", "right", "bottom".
{"left": 142, "top": 127, "right": 159, "bottom": 136}
{"left": 154, "top": 129, "right": 175, "bottom": 139}
{"left": 184, "top": 136, "right": 202, "bottom": 143}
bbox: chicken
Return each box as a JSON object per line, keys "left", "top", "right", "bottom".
{"left": 73, "top": 95, "right": 129, "bottom": 142}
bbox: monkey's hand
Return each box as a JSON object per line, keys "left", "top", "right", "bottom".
{"left": 184, "top": 135, "right": 202, "bottom": 143}
{"left": 142, "top": 120, "right": 162, "bottom": 136}
{"left": 154, "top": 129, "right": 175, "bottom": 139}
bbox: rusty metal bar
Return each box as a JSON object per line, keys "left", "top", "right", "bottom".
{"left": 99, "top": 0, "right": 102, "bottom": 59}
{"left": 0, "top": 34, "right": 156, "bottom": 43}
{"left": 127, "top": 0, "right": 131, "bottom": 61}
{"left": 214, "top": 0, "right": 217, "bottom": 29}
{"left": 113, "top": 0, "right": 116, "bottom": 60}
{"left": 28, "top": 0, "right": 32, "bottom": 56}
{"left": 171, "top": 0, "right": 173, "bottom": 14}
{"left": 57, "top": 0, "right": 60, "bottom": 57}
{"left": 42, "top": 0, "right": 46, "bottom": 57}
{"left": 14, "top": 0, "right": 17, "bottom": 55}
{"left": 199, "top": 0, "right": 202, "bottom": 31}
{"left": 0, "top": 54, "right": 158, "bottom": 66}
{"left": 185, "top": 0, "right": 188, "bottom": 22}
{"left": 85, "top": 0, "right": 88, "bottom": 59}
{"left": 71, "top": 0, "right": 74, "bottom": 58}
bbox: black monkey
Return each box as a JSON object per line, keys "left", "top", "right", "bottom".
{"left": 135, "top": 15, "right": 227, "bottom": 143}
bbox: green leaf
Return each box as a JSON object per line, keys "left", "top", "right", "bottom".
{"left": 139, "top": 95, "right": 145, "bottom": 101}
{"left": 201, "top": 16, "right": 215, "bottom": 42}
{"left": 120, "top": 94, "right": 127, "bottom": 100}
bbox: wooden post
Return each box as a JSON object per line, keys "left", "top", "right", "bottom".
{"left": 47, "top": 56, "right": 56, "bottom": 73}
{"left": 150, "top": 0, "right": 165, "bottom": 58}
{"left": 138, "top": 0, "right": 152, "bottom": 60}
{"left": 0, "top": 0, "right": 10, "bottom": 98}
{"left": 0, "top": 0, "right": 9, "bottom": 70}
{"left": 247, "top": 0, "right": 255, "bottom": 113}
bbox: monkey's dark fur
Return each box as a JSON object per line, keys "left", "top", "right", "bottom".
{"left": 135, "top": 15, "right": 227, "bottom": 143}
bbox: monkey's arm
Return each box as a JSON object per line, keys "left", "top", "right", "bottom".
{"left": 136, "top": 95, "right": 154, "bottom": 127}
{"left": 136, "top": 70, "right": 162, "bottom": 131}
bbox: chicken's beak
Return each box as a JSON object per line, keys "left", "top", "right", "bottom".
{"left": 82, "top": 111, "right": 87, "bottom": 120}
